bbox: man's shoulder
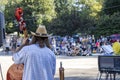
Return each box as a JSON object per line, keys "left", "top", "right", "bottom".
{"left": 45, "top": 47, "right": 55, "bottom": 54}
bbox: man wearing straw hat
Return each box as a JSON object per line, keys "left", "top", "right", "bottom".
{"left": 12, "top": 25, "right": 56, "bottom": 80}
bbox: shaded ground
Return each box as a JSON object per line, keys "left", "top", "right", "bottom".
{"left": 54, "top": 68, "right": 98, "bottom": 80}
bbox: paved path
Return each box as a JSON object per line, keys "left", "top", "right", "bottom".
{"left": 55, "top": 56, "right": 99, "bottom": 80}
{"left": 0, "top": 55, "right": 99, "bottom": 80}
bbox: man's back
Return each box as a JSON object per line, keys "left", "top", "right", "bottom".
{"left": 13, "top": 44, "right": 56, "bottom": 80}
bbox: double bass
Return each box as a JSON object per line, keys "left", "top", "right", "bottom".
{"left": 6, "top": 64, "right": 24, "bottom": 80}
{"left": 6, "top": 7, "right": 28, "bottom": 80}
{"left": 6, "top": 32, "right": 28, "bottom": 80}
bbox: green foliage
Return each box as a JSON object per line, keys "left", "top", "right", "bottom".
{"left": 0, "top": 0, "right": 8, "bottom": 12}
{"left": 77, "top": 0, "right": 102, "bottom": 18}
{"left": 94, "top": 12, "right": 120, "bottom": 37}
{"left": 102, "top": 0, "right": 120, "bottom": 15}
{"left": 6, "top": 0, "right": 120, "bottom": 38}
{"left": 92, "top": 0, "right": 120, "bottom": 37}
{"left": 54, "top": 0, "right": 74, "bottom": 16}
{"left": 47, "top": 10, "right": 95, "bottom": 36}
{"left": 46, "top": 0, "right": 98, "bottom": 36}
{"left": 4, "top": 0, "right": 56, "bottom": 34}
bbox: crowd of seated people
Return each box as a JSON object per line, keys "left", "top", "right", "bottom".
{"left": 50, "top": 35, "right": 108, "bottom": 56}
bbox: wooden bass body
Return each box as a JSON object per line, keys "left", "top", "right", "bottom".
{"left": 6, "top": 64, "right": 24, "bottom": 80}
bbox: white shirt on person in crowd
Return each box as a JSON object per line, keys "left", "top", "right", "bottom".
{"left": 101, "top": 44, "right": 114, "bottom": 54}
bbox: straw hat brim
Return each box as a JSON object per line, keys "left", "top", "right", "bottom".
{"left": 30, "top": 31, "right": 49, "bottom": 37}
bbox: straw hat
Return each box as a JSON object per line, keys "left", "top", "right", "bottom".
{"left": 31, "top": 25, "right": 48, "bottom": 37}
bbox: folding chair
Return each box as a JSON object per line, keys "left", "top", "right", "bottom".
{"left": 97, "top": 56, "right": 120, "bottom": 80}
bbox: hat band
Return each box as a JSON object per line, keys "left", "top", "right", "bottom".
{"left": 36, "top": 33, "right": 47, "bottom": 36}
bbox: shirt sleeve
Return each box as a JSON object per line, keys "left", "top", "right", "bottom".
{"left": 52, "top": 54, "right": 56, "bottom": 75}
{"left": 13, "top": 47, "right": 26, "bottom": 64}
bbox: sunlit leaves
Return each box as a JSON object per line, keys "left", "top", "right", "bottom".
{"left": 0, "top": 0, "right": 8, "bottom": 12}
{"left": 8, "top": 22, "right": 13, "bottom": 28}
{"left": 4, "top": 0, "right": 57, "bottom": 33}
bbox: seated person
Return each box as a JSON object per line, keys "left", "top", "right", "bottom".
{"left": 101, "top": 42, "right": 114, "bottom": 55}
